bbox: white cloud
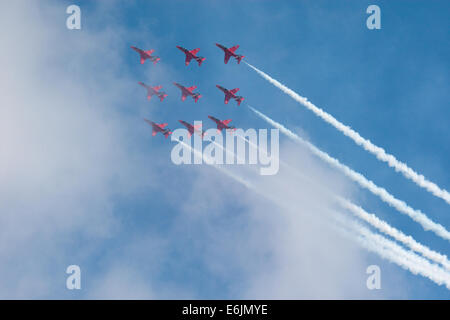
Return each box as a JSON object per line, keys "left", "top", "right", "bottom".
{"left": 0, "top": 1, "right": 163, "bottom": 298}
{"left": 170, "top": 143, "right": 401, "bottom": 298}
{"left": 0, "top": 1, "right": 412, "bottom": 299}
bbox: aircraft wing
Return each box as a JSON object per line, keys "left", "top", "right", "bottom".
{"left": 224, "top": 93, "right": 232, "bottom": 104}
{"left": 181, "top": 123, "right": 194, "bottom": 137}
{"left": 185, "top": 55, "right": 193, "bottom": 65}
{"left": 144, "top": 119, "right": 153, "bottom": 126}
{"left": 187, "top": 85, "right": 197, "bottom": 92}
{"left": 224, "top": 52, "right": 232, "bottom": 64}
{"left": 131, "top": 46, "right": 144, "bottom": 54}
{"left": 181, "top": 93, "right": 187, "bottom": 101}
{"left": 208, "top": 116, "right": 219, "bottom": 124}
{"left": 230, "top": 88, "right": 240, "bottom": 94}
{"left": 178, "top": 120, "right": 187, "bottom": 127}
{"left": 216, "top": 85, "right": 225, "bottom": 93}
{"left": 222, "top": 119, "right": 232, "bottom": 125}
{"left": 145, "top": 49, "right": 154, "bottom": 55}
{"left": 152, "top": 85, "right": 162, "bottom": 92}
{"left": 229, "top": 45, "right": 239, "bottom": 53}
{"left": 157, "top": 123, "right": 168, "bottom": 128}
{"left": 189, "top": 48, "right": 200, "bottom": 56}
{"left": 152, "top": 130, "right": 158, "bottom": 136}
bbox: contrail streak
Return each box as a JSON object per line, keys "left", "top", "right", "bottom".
{"left": 173, "top": 137, "right": 450, "bottom": 289}
{"left": 237, "top": 128, "right": 450, "bottom": 269}
{"left": 174, "top": 138, "right": 252, "bottom": 188}
{"left": 248, "top": 105, "right": 450, "bottom": 241}
{"left": 211, "top": 140, "right": 250, "bottom": 168}
{"left": 336, "top": 216, "right": 450, "bottom": 289}
{"left": 245, "top": 61, "right": 450, "bottom": 205}
{"left": 337, "top": 198, "right": 450, "bottom": 271}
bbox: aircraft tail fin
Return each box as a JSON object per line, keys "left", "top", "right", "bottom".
{"left": 197, "top": 57, "right": 206, "bottom": 66}
{"left": 194, "top": 94, "right": 202, "bottom": 103}
{"left": 164, "top": 131, "right": 172, "bottom": 138}
{"left": 237, "top": 55, "right": 244, "bottom": 64}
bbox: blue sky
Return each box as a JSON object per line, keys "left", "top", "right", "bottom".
{"left": 1, "top": 1, "right": 449, "bottom": 299}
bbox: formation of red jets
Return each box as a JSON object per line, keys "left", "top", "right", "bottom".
{"left": 131, "top": 43, "right": 245, "bottom": 138}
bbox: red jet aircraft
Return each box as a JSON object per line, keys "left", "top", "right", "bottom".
{"left": 215, "top": 43, "right": 244, "bottom": 64}
{"left": 144, "top": 119, "right": 172, "bottom": 138}
{"left": 216, "top": 85, "right": 244, "bottom": 106}
{"left": 178, "top": 120, "right": 206, "bottom": 138}
{"left": 176, "top": 46, "right": 206, "bottom": 66}
{"left": 208, "top": 116, "right": 236, "bottom": 133}
{"left": 138, "top": 82, "right": 168, "bottom": 101}
{"left": 131, "top": 46, "right": 160, "bottom": 65}
{"left": 173, "top": 82, "right": 202, "bottom": 103}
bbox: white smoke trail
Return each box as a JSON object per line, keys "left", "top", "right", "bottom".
{"left": 248, "top": 105, "right": 450, "bottom": 241}
{"left": 337, "top": 198, "right": 450, "bottom": 271}
{"left": 211, "top": 140, "right": 251, "bottom": 168}
{"left": 173, "top": 138, "right": 450, "bottom": 289}
{"left": 335, "top": 216, "right": 450, "bottom": 289}
{"left": 245, "top": 62, "right": 450, "bottom": 205}
{"left": 174, "top": 138, "right": 252, "bottom": 189}
{"left": 237, "top": 127, "right": 450, "bottom": 269}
